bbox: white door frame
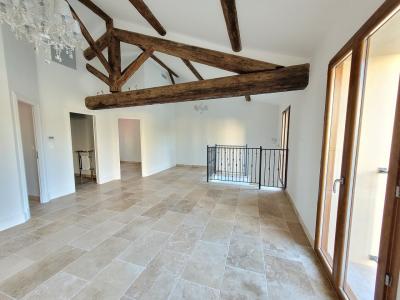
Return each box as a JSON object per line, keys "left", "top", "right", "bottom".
{"left": 10, "top": 91, "right": 49, "bottom": 219}
{"left": 66, "top": 109, "right": 100, "bottom": 190}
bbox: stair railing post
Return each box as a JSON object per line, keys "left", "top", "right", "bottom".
{"left": 207, "top": 146, "right": 209, "bottom": 182}
{"left": 259, "top": 146, "right": 262, "bottom": 189}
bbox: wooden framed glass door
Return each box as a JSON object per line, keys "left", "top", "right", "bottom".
{"left": 318, "top": 53, "right": 353, "bottom": 269}
{"left": 315, "top": 1, "right": 400, "bottom": 299}
{"left": 343, "top": 11, "right": 400, "bottom": 299}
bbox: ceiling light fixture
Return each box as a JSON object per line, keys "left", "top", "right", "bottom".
{"left": 0, "top": 0, "right": 83, "bottom": 63}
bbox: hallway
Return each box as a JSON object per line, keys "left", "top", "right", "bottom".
{"left": 0, "top": 167, "right": 335, "bottom": 299}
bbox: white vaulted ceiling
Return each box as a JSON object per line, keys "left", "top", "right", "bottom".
{"left": 68, "top": 0, "right": 370, "bottom": 88}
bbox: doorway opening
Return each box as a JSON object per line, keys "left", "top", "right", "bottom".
{"left": 69, "top": 113, "right": 97, "bottom": 188}
{"left": 118, "top": 119, "right": 142, "bottom": 180}
{"left": 17, "top": 101, "right": 40, "bottom": 209}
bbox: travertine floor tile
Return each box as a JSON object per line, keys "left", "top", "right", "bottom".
{"left": 0, "top": 246, "right": 84, "bottom": 299}
{"left": 165, "top": 224, "right": 204, "bottom": 254}
{"left": 114, "top": 216, "right": 157, "bottom": 241}
{"left": 119, "top": 230, "right": 170, "bottom": 266}
{"left": 265, "top": 255, "right": 316, "bottom": 299}
{"left": 69, "top": 220, "right": 124, "bottom": 251}
{"left": 65, "top": 237, "right": 130, "bottom": 280}
{"left": 151, "top": 211, "right": 186, "bottom": 233}
{"left": 170, "top": 279, "right": 220, "bottom": 300}
{"left": 72, "top": 260, "right": 143, "bottom": 300}
{"left": 0, "top": 165, "right": 336, "bottom": 300}
{"left": 233, "top": 214, "right": 260, "bottom": 236}
{"left": 0, "top": 255, "right": 34, "bottom": 282}
{"left": 227, "top": 234, "right": 265, "bottom": 273}
{"left": 211, "top": 204, "right": 237, "bottom": 221}
{"left": 182, "top": 241, "right": 228, "bottom": 289}
{"left": 220, "top": 266, "right": 268, "bottom": 299}
{"left": 22, "top": 272, "right": 86, "bottom": 300}
{"left": 201, "top": 218, "right": 233, "bottom": 245}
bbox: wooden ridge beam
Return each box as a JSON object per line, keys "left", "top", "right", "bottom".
{"left": 86, "top": 64, "right": 110, "bottom": 85}
{"left": 84, "top": 32, "right": 110, "bottom": 60}
{"left": 220, "top": 0, "right": 242, "bottom": 52}
{"left": 85, "top": 64, "right": 309, "bottom": 110}
{"left": 182, "top": 59, "right": 203, "bottom": 80}
{"left": 77, "top": 0, "right": 113, "bottom": 27}
{"left": 69, "top": 3, "right": 112, "bottom": 74}
{"left": 128, "top": 0, "right": 166, "bottom": 36}
{"left": 112, "top": 28, "right": 282, "bottom": 73}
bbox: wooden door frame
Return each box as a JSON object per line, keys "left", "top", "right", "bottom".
{"left": 376, "top": 78, "right": 400, "bottom": 299}
{"left": 315, "top": 0, "right": 400, "bottom": 299}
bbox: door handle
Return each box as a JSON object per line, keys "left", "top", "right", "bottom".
{"left": 333, "top": 177, "right": 345, "bottom": 194}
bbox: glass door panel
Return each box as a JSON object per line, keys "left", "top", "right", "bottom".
{"left": 321, "top": 54, "right": 352, "bottom": 266}
{"left": 344, "top": 10, "right": 400, "bottom": 300}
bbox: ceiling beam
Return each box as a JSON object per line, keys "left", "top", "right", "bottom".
{"left": 169, "top": 72, "right": 175, "bottom": 84}
{"left": 128, "top": 0, "right": 166, "bottom": 36}
{"left": 148, "top": 52, "right": 179, "bottom": 78}
{"left": 69, "top": 3, "right": 112, "bottom": 74}
{"left": 77, "top": 0, "right": 113, "bottom": 27}
{"left": 108, "top": 36, "right": 122, "bottom": 92}
{"left": 117, "top": 48, "right": 154, "bottom": 88}
{"left": 83, "top": 32, "right": 110, "bottom": 60}
{"left": 182, "top": 59, "right": 204, "bottom": 80}
{"left": 220, "top": 0, "right": 241, "bottom": 52}
{"left": 85, "top": 64, "right": 309, "bottom": 109}
{"left": 112, "top": 28, "right": 282, "bottom": 73}
{"left": 86, "top": 64, "right": 110, "bottom": 85}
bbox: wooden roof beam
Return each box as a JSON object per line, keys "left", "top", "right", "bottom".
{"left": 86, "top": 64, "right": 110, "bottom": 86}
{"left": 182, "top": 59, "right": 204, "bottom": 80}
{"left": 69, "top": 3, "right": 112, "bottom": 74}
{"left": 77, "top": 0, "right": 113, "bottom": 27}
{"left": 112, "top": 28, "right": 282, "bottom": 73}
{"left": 83, "top": 31, "right": 110, "bottom": 61}
{"left": 128, "top": 0, "right": 166, "bottom": 36}
{"left": 85, "top": 64, "right": 309, "bottom": 109}
{"left": 148, "top": 52, "right": 179, "bottom": 78}
{"left": 220, "top": 0, "right": 242, "bottom": 52}
{"left": 117, "top": 48, "right": 154, "bottom": 88}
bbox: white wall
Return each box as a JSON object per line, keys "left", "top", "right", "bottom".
{"left": 175, "top": 99, "right": 280, "bottom": 166}
{"left": 118, "top": 119, "right": 141, "bottom": 163}
{"left": 285, "top": 0, "right": 385, "bottom": 240}
{"left": 18, "top": 101, "right": 40, "bottom": 197}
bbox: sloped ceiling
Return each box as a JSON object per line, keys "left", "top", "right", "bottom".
{"left": 68, "top": 0, "right": 360, "bottom": 89}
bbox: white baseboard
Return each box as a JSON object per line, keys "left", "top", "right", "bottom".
{"left": 0, "top": 212, "right": 28, "bottom": 232}
{"left": 284, "top": 190, "right": 315, "bottom": 247}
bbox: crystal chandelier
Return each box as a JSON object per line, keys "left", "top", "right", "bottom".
{"left": 0, "top": 0, "right": 83, "bottom": 62}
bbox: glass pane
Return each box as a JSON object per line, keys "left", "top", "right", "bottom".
{"left": 321, "top": 54, "right": 352, "bottom": 266}
{"left": 345, "top": 10, "right": 400, "bottom": 300}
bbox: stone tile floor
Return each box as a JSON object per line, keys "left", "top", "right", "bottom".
{"left": 0, "top": 163, "right": 337, "bottom": 299}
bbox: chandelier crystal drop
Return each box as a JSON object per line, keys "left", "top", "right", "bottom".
{"left": 0, "top": 0, "right": 83, "bottom": 62}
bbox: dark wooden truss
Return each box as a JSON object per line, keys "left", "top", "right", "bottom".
{"left": 68, "top": 0, "right": 310, "bottom": 109}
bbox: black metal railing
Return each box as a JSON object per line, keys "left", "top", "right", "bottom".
{"left": 207, "top": 145, "right": 288, "bottom": 189}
